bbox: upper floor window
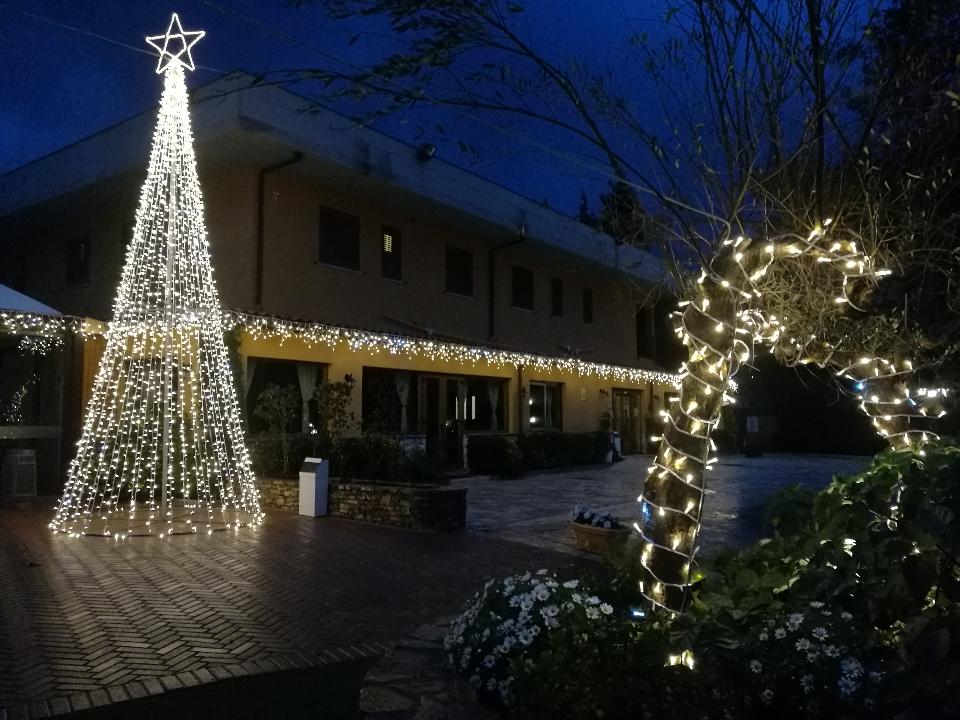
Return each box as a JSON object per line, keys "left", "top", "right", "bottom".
{"left": 550, "top": 277, "right": 563, "bottom": 317}
{"left": 511, "top": 266, "right": 534, "bottom": 310}
{"left": 318, "top": 205, "right": 360, "bottom": 270}
{"left": 66, "top": 236, "right": 90, "bottom": 286}
{"left": 381, "top": 225, "right": 402, "bottom": 281}
{"left": 582, "top": 287, "right": 594, "bottom": 323}
{"left": 445, "top": 245, "right": 473, "bottom": 297}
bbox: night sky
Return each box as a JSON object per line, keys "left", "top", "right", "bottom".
{"left": 0, "top": 0, "right": 670, "bottom": 217}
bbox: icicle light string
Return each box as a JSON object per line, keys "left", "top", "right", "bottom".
{"left": 228, "top": 311, "right": 681, "bottom": 387}
{"left": 637, "top": 220, "right": 949, "bottom": 615}
{"left": 50, "top": 16, "right": 264, "bottom": 539}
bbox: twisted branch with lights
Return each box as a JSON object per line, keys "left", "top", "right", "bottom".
{"left": 637, "top": 220, "right": 948, "bottom": 614}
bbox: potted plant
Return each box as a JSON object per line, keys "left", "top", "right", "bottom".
{"left": 570, "top": 504, "right": 629, "bottom": 554}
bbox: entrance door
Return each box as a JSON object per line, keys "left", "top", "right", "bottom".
{"left": 611, "top": 389, "right": 642, "bottom": 454}
{"left": 420, "top": 376, "right": 465, "bottom": 470}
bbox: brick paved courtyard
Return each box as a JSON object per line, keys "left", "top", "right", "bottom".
{"left": 454, "top": 453, "right": 871, "bottom": 554}
{"left": 0, "top": 503, "right": 583, "bottom": 714}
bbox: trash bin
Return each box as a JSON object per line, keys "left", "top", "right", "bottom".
{"left": 298, "top": 457, "right": 329, "bottom": 517}
{"left": 1, "top": 449, "right": 37, "bottom": 498}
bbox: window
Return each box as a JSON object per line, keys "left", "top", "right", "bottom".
{"left": 636, "top": 305, "right": 655, "bottom": 359}
{"left": 550, "top": 277, "right": 563, "bottom": 317}
{"left": 361, "top": 366, "right": 418, "bottom": 433}
{"left": 464, "top": 377, "right": 507, "bottom": 432}
{"left": 317, "top": 205, "right": 360, "bottom": 270}
{"left": 445, "top": 245, "right": 473, "bottom": 296}
{"left": 379, "top": 225, "right": 402, "bottom": 281}
{"left": 582, "top": 287, "right": 594, "bottom": 323}
{"left": 511, "top": 266, "right": 534, "bottom": 310}
{"left": 529, "top": 382, "right": 562, "bottom": 430}
{"left": 66, "top": 236, "right": 90, "bottom": 286}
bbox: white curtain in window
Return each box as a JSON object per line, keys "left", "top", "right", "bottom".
{"left": 486, "top": 379, "right": 500, "bottom": 432}
{"left": 297, "top": 363, "right": 318, "bottom": 433}
{"left": 243, "top": 358, "right": 257, "bottom": 397}
{"left": 395, "top": 373, "right": 411, "bottom": 433}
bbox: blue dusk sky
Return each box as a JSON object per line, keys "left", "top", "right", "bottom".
{"left": 0, "top": 0, "right": 678, "bottom": 218}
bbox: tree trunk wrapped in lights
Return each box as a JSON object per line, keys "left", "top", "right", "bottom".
{"left": 50, "top": 15, "right": 264, "bottom": 538}
{"left": 637, "top": 222, "right": 948, "bottom": 614}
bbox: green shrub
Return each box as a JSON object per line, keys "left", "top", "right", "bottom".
{"left": 452, "top": 440, "right": 960, "bottom": 718}
{"left": 467, "top": 435, "right": 525, "bottom": 477}
{"left": 338, "top": 434, "right": 402, "bottom": 483}
{"left": 671, "top": 438, "right": 960, "bottom": 717}
{"left": 399, "top": 447, "right": 445, "bottom": 485}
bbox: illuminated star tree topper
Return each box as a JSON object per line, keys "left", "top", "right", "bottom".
{"left": 50, "top": 14, "right": 264, "bottom": 537}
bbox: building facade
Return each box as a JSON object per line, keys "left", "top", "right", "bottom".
{"left": 0, "top": 72, "right": 676, "bottom": 475}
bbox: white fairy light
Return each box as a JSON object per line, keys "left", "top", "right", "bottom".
{"left": 50, "top": 15, "right": 263, "bottom": 538}
{"left": 145, "top": 13, "right": 205, "bottom": 74}
{"left": 636, "top": 221, "right": 948, "bottom": 614}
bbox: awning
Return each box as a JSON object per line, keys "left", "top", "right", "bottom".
{"left": 0, "top": 284, "right": 61, "bottom": 315}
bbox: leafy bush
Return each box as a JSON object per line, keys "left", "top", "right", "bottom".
{"left": 671, "top": 439, "right": 960, "bottom": 717}
{"left": 468, "top": 431, "right": 610, "bottom": 477}
{"left": 467, "top": 435, "right": 525, "bottom": 477}
{"left": 451, "top": 440, "right": 960, "bottom": 718}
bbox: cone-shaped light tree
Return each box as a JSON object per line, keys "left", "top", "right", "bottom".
{"left": 51, "top": 14, "right": 264, "bottom": 538}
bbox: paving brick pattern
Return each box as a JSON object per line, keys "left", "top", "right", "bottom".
{"left": 0, "top": 504, "right": 582, "bottom": 714}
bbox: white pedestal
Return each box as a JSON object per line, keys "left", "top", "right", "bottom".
{"left": 299, "top": 457, "right": 329, "bottom": 517}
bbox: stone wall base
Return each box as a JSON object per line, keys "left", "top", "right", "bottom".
{"left": 256, "top": 477, "right": 467, "bottom": 531}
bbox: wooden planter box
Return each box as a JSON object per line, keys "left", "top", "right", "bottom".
{"left": 570, "top": 522, "right": 630, "bottom": 554}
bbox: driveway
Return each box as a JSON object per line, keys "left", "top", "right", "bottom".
{"left": 0, "top": 502, "right": 583, "bottom": 714}
{"left": 452, "top": 453, "right": 871, "bottom": 554}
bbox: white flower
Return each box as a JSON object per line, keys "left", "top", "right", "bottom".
{"left": 837, "top": 675, "right": 858, "bottom": 697}
{"left": 572, "top": 593, "right": 582, "bottom": 603}
{"left": 563, "top": 579, "right": 580, "bottom": 589}
{"left": 540, "top": 605, "right": 559, "bottom": 619}
{"left": 840, "top": 611, "right": 853, "bottom": 621}
{"left": 760, "top": 689, "right": 774, "bottom": 705}
{"left": 806, "top": 651, "right": 819, "bottom": 662}
{"left": 586, "top": 595, "right": 601, "bottom": 605}
{"left": 787, "top": 613, "right": 805, "bottom": 630}
{"left": 482, "top": 654, "right": 495, "bottom": 668}
{"left": 758, "top": 631, "right": 768, "bottom": 641}
{"left": 841, "top": 657, "right": 864, "bottom": 677}
{"left": 544, "top": 617, "right": 559, "bottom": 629}
{"left": 809, "top": 601, "right": 824, "bottom": 609}
{"left": 537, "top": 568, "right": 549, "bottom": 575}
{"left": 517, "top": 629, "right": 533, "bottom": 646}
{"left": 812, "top": 626, "right": 828, "bottom": 641}
{"left": 795, "top": 638, "right": 811, "bottom": 651}
{"left": 824, "top": 644, "right": 839, "bottom": 658}
{"left": 599, "top": 603, "right": 614, "bottom": 615}
{"left": 535, "top": 586, "right": 551, "bottom": 601}
{"left": 750, "top": 660, "right": 763, "bottom": 674}
{"left": 508, "top": 595, "right": 522, "bottom": 608}
{"left": 774, "top": 628, "right": 787, "bottom": 639}
{"left": 520, "top": 597, "right": 534, "bottom": 612}
{"left": 586, "top": 607, "right": 600, "bottom": 620}
{"left": 530, "top": 625, "right": 541, "bottom": 636}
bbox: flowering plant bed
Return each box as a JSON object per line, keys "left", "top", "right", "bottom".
{"left": 570, "top": 504, "right": 629, "bottom": 554}
{"left": 444, "top": 570, "right": 614, "bottom": 707}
